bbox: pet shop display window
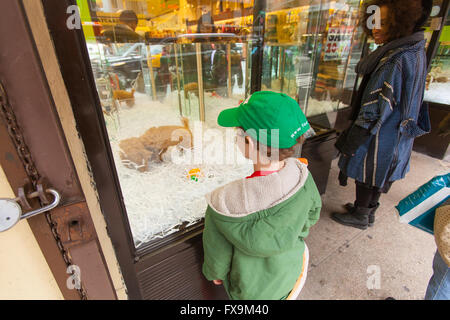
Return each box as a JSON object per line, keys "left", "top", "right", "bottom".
{"left": 77, "top": 0, "right": 256, "bottom": 248}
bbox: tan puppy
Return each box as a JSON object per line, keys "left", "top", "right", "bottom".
{"left": 184, "top": 82, "right": 199, "bottom": 100}
{"left": 184, "top": 82, "right": 218, "bottom": 99}
{"left": 113, "top": 88, "right": 135, "bottom": 107}
{"left": 140, "top": 117, "right": 193, "bottom": 157}
{"left": 119, "top": 117, "right": 192, "bottom": 171}
{"left": 119, "top": 137, "right": 154, "bottom": 172}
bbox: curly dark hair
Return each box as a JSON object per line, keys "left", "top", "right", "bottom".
{"left": 361, "top": 0, "right": 432, "bottom": 42}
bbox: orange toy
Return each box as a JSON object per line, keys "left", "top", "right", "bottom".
{"left": 187, "top": 168, "right": 202, "bottom": 181}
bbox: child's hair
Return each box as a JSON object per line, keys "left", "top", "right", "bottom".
{"left": 239, "top": 127, "right": 306, "bottom": 161}
{"left": 257, "top": 135, "right": 306, "bottom": 161}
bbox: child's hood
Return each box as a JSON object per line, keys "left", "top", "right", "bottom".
{"left": 206, "top": 158, "right": 309, "bottom": 217}
{"left": 205, "top": 158, "right": 316, "bottom": 257}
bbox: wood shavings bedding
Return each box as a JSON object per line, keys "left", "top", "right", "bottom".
{"left": 424, "top": 82, "right": 450, "bottom": 105}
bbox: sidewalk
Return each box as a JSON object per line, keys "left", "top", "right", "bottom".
{"left": 298, "top": 152, "right": 449, "bottom": 300}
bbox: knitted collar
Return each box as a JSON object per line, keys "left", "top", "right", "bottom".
{"left": 356, "top": 31, "right": 425, "bottom": 75}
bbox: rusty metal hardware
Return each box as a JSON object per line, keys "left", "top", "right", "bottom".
{"left": 0, "top": 81, "right": 88, "bottom": 299}
{"left": 0, "top": 188, "right": 60, "bottom": 232}
{"left": 51, "top": 202, "right": 96, "bottom": 249}
{"left": 19, "top": 188, "right": 60, "bottom": 219}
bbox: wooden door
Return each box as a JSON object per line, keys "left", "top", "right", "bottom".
{"left": 0, "top": 0, "right": 117, "bottom": 300}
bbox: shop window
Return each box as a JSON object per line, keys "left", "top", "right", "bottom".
{"left": 77, "top": 0, "right": 367, "bottom": 249}
{"left": 261, "top": 0, "right": 365, "bottom": 121}
{"left": 425, "top": 9, "right": 450, "bottom": 105}
{"left": 78, "top": 0, "right": 255, "bottom": 248}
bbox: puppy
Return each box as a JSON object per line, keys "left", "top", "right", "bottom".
{"left": 118, "top": 137, "right": 154, "bottom": 172}
{"left": 113, "top": 88, "right": 135, "bottom": 107}
{"left": 184, "top": 82, "right": 199, "bottom": 100}
{"left": 183, "top": 82, "right": 218, "bottom": 99}
{"left": 140, "top": 117, "right": 193, "bottom": 160}
{"left": 118, "top": 117, "right": 192, "bottom": 171}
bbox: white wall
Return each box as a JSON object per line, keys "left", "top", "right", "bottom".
{"left": 0, "top": 165, "right": 63, "bottom": 300}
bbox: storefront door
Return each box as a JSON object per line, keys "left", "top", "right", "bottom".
{"left": 0, "top": 0, "right": 118, "bottom": 299}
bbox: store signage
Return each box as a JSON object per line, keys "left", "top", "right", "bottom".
{"left": 324, "top": 26, "right": 354, "bottom": 61}
{"left": 296, "top": 73, "right": 313, "bottom": 89}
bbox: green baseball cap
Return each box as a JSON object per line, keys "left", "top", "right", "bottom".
{"left": 218, "top": 91, "right": 311, "bottom": 148}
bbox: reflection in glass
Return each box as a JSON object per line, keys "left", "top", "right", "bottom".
{"left": 425, "top": 10, "right": 450, "bottom": 105}
{"left": 261, "top": 0, "right": 364, "bottom": 123}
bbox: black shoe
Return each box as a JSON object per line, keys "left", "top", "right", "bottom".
{"left": 344, "top": 202, "right": 379, "bottom": 227}
{"left": 331, "top": 206, "right": 372, "bottom": 230}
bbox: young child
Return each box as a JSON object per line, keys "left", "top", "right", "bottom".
{"left": 202, "top": 91, "right": 322, "bottom": 300}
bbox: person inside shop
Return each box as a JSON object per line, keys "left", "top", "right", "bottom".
{"left": 230, "top": 44, "right": 244, "bottom": 90}
{"left": 209, "top": 43, "right": 228, "bottom": 97}
{"left": 155, "top": 45, "right": 173, "bottom": 101}
{"left": 195, "top": 12, "right": 228, "bottom": 97}
{"left": 202, "top": 91, "right": 322, "bottom": 300}
{"left": 332, "top": 0, "right": 432, "bottom": 229}
{"left": 100, "top": 9, "right": 142, "bottom": 43}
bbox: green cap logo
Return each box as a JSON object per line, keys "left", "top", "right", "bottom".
{"left": 217, "top": 91, "right": 311, "bottom": 148}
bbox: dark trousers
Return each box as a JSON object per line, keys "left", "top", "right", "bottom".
{"left": 355, "top": 181, "right": 393, "bottom": 208}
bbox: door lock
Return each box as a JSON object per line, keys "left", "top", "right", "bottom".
{"left": 0, "top": 188, "right": 60, "bottom": 232}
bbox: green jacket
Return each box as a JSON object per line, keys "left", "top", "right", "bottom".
{"left": 202, "top": 158, "right": 322, "bottom": 300}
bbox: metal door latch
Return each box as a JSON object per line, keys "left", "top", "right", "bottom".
{"left": 0, "top": 188, "right": 61, "bottom": 232}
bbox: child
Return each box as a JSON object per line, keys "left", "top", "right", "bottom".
{"left": 202, "top": 91, "right": 322, "bottom": 300}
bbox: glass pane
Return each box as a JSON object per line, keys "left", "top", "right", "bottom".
{"left": 423, "top": 0, "right": 446, "bottom": 49}
{"left": 424, "top": 9, "right": 450, "bottom": 105}
{"left": 261, "top": 0, "right": 365, "bottom": 127}
{"left": 78, "top": 0, "right": 254, "bottom": 248}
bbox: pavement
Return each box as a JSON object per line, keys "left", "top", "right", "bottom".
{"left": 297, "top": 151, "right": 449, "bottom": 300}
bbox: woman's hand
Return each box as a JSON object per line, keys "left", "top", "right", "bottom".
{"left": 213, "top": 280, "right": 223, "bottom": 285}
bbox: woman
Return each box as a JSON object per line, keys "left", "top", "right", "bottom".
{"left": 332, "top": 0, "right": 432, "bottom": 229}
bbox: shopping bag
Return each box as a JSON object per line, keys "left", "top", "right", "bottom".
{"left": 396, "top": 173, "right": 450, "bottom": 235}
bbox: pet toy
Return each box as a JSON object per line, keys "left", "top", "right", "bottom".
{"left": 187, "top": 168, "right": 202, "bottom": 182}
